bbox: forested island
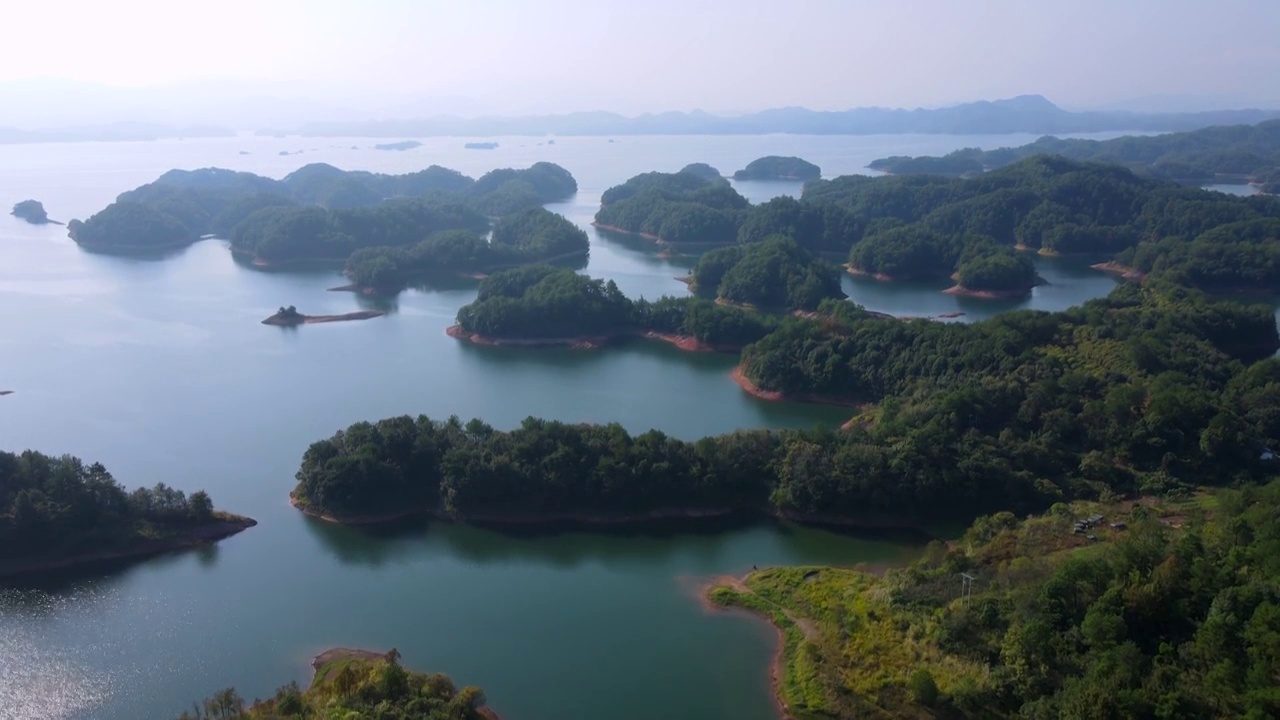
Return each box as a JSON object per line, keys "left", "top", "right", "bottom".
{"left": 0, "top": 449, "right": 253, "bottom": 577}
{"left": 449, "top": 265, "right": 779, "bottom": 349}
{"left": 868, "top": 118, "right": 1280, "bottom": 185}
{"left": 261, "top": 305, "right": 386, "bottom": 326}
{"left": 68, "top": 162, "right": 578, "bottom": 261}
{"left": 10, "top": 199, "right": 54, "bottom": 224}
{"left": 298, "top": 281, "right": 1280, "bottom": 529}
{"left": 179, "top": 648, "right": 497, "bottom": 720}
{"left": 593, "top": 168, "right": 750, "bottom": 244}
{"left": 710, "top": 480, "right": 1280, "bottom": 718}
{"left": 340, "top": 207, "right": 589, "bottom": 292}
{"left": 593, "top": 155, "right": 1280, "bottom": 297}
{"left": 732, "top": 156, "right": 821, "bottom": 181}
{"left": 688, "top": 236, "right": 845, "bottom": 310}
{"left": 373, "top": 140, "right": 422, "bottom": 151}
{"left": 679, "top": 162, "right": 723, "bottom": 181}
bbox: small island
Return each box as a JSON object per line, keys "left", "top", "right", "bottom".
{"left": 593, "top": 170, "right": 748, "bottom": 244}
{"left": 465, "top": 141, "right": 500, "bottom": 150}
{"left": 688, "top": 236, "right": 846, "bottom": 310}
{"left": 373, "top": 140, "right": 422, "bottom": 151}
{"left": 449, "top": 265, "right": 777, "bottom": 350}
{"left": 179, "top": 648, "right": 498, "bottom": 720}
{"left": 0, "top": 449, "right": 254, "bottom": 578}
{"left": 11, "top": 199, "right": 58, "bottom": 225}
{"left": 261, "top": 305, "right": 386, "bottom": 326}
{"left": 732, "top": 155, "right": 822, "bottom": 181}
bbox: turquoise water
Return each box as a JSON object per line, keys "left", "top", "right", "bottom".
{"left": 0, "top": 131, "right": 1139, "bottom": 719}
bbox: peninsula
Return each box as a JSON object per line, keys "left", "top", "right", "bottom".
{"left": 707, "top": 481, "right": 1280, "bottom": 718}
{"left": 180, "top": 648, "right": 499, "bottom": 720}
{"left": 593, "top": 168, "right": 748, "bottom": 245}
{"left": 260, "top": 305, "right": 386, "bottom": 326}
{"left": 0, "top": 449, "right": 254, "bottom": 579}
{"left": 11, "top": 199, "right": 57, "bottom": 224}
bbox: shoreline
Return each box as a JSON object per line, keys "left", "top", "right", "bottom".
{"left": 844, "top": 264, "right": 897, "bottom": 282}
{"left": 942, "top": 283, "right": 1032, "bottom": 299}
{"left": 0, "top": 514, "right": 257, "bottom": 579}
{"left": 698, "top": 574, "right": 795, "bottom": 720}
{"left": 290, "top": 493, "right": 738, "bottom": 527}
{"left": 591, "top": 222, "right": 668, "bottom": 244}
{"left": 290, "top": 494, "right": 938, "bottom": 539}
{"left": 262, "top": 310, "right": 386, "bottom": 326}
{"left": 446, "top": 325, "right": 743, "bottom": 353}
{"left": 1091, "top": 261, "right": 1147, "bottom": 281}
{"left": 730, "top": 366, "right": 864, "bottom": 409}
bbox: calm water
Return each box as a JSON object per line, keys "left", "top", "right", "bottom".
{"left": 0, "top": 131, "right": 1138, "bottom": 720}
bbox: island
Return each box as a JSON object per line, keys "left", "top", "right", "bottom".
{"left": 593, "top": 170, "right": 748, "bottom": 244}
{"left": 464, "top": 141, "right": 500, "bottom": 150}
{"left": 296, "top": 275, "right": 1280, "bottom": 530}
{"left": 688, "top": 236, "right": 846, "bottom": 310}
{"left": 11, "top": 199, "right": 56, "bottom": 224}
{"left": 0, "top": 449, "right": 254, "bottom": 578}
{"left": 179, "top": 648, "right": 498, "bottom": 720}
{"left": 867, "top": 118, "right": 1280, "bottom": 185}
{"left": 340, "top": 207, "right": 589, "bottom": 293}
{"left": 373, "top": 140, "right": 422, "bottom": 151}
{"left": 448, "top": 265, "right": 777, "bottom": 350}
{"left": 708, "top": 481, "right": 1280, "bottom": 718}
{"left": 732, "top": 155, "right": 822, "bottom": 181}
{"left": 261, "top": 305, "right": 386, "bottom": 326}
{"left": 68, "top": 162, "right": 578, "bottom": 259}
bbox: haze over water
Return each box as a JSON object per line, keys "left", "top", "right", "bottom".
{"left": 0, "top": 130, "right": 1171, "bottom": 719}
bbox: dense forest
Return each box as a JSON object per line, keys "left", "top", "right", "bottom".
{"left": 868, "top": 119, "right": 1280, "bottom": 184}
{"left": 68, "top": 162, "right": 578, "bottom": 259}
{"left": 593, "top": 169, "right": 749, "bottom": 244}
{"left": 0, "top": 449, "right": 240, "bottom": 570}
{"left": 599, "top": 155, "right": 1280, "bottom": 295}
{"left": 689, "top": 236, "right": 845, "bottom": 310}
{"left": 712, "top": 480, "right": 1280, "bottom": 718}
{"left": 452, "top": 265, "right": 777, "bottom": 345}
{"left": 732, "top": 155, "right": 822, "bottom": 181}
{"left": 342, "top": 207, "right": 589, "bottom": 290}
{"left": 301, "top": 282, "right": 1280, "bottom": 526}
{"left": 179, "top": 649, "right": 496, "bottom": 720}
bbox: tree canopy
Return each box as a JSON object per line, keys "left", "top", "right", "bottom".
{"left": 690, "top": 236, "right": 845, "bottom": 310}
{"left": 732, "top": 156, "right": 822, "bottom": 181}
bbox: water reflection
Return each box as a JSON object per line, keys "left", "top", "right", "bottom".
{"left": 299, "top": 513, "right": 928, "bottom": 570}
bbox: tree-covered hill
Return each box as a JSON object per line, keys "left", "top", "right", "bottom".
{"left": 594, "top": 170, "right": 749, "bottom": 244}
{"left": 689, "top": 236, "right": 845, "bottom": 310}
{"left": 711, "top": 481, "right": 1280, "bottom": 718}
{"left": 869, "top": 119, "right": 1280, "bottom": 184}
{"left": 1, "top": 449, "right": 250, "bottom": 576}
{"left": 68, "top": 162, "right": 578, "bottom": 258}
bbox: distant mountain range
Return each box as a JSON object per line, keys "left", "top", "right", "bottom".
{"left": 0, "top": 123, "right": 235, "bottom": 144}
{"left": 292, "top": 95, "right": 1280, "bottom": 138}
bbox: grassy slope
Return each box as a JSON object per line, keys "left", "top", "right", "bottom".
{"left": 708, "top": 495, "right": 1214, "bottom": 719}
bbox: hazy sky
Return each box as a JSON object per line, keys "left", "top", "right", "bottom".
{"left": 3, "top": 0, "right": 1279, "bottom": 120}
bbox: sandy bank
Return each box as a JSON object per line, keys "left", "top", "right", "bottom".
{"left": 0, "top": 514, "right": 257, "bottom": 579}
{"left": 730, "top": 366, "right": 864, "bottom": 409}
{"left": 942, "top": 284, "right": 1032, "bottom": 299}
{"left": 446, "top": 325, "right": 743, "bottom": 353}
{"left": 844, "top": 264, "right": 896, "bottom": 282}
{"left": 262, "top": 310, "right": 386, "bottom": 326}
{"left": 591, "top": 222, "right": 667, "bottom": 244}
{"left": 1091, "top": 261, "right": 1147, "bottom": 281}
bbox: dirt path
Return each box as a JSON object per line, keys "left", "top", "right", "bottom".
{"left": 715, "top": 572, "right": 819, "bottom": 643}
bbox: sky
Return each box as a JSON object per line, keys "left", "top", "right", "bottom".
{"left": 2, "top": 0, "right": 1279, "bottom": 126}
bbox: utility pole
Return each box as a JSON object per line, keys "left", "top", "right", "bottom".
{"left": 959, "top": 573, "right": 975, "bottom": 608}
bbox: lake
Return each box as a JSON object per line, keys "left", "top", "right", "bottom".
{"left": 0, "top": 130, "right": 1145, "bottom": 719}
